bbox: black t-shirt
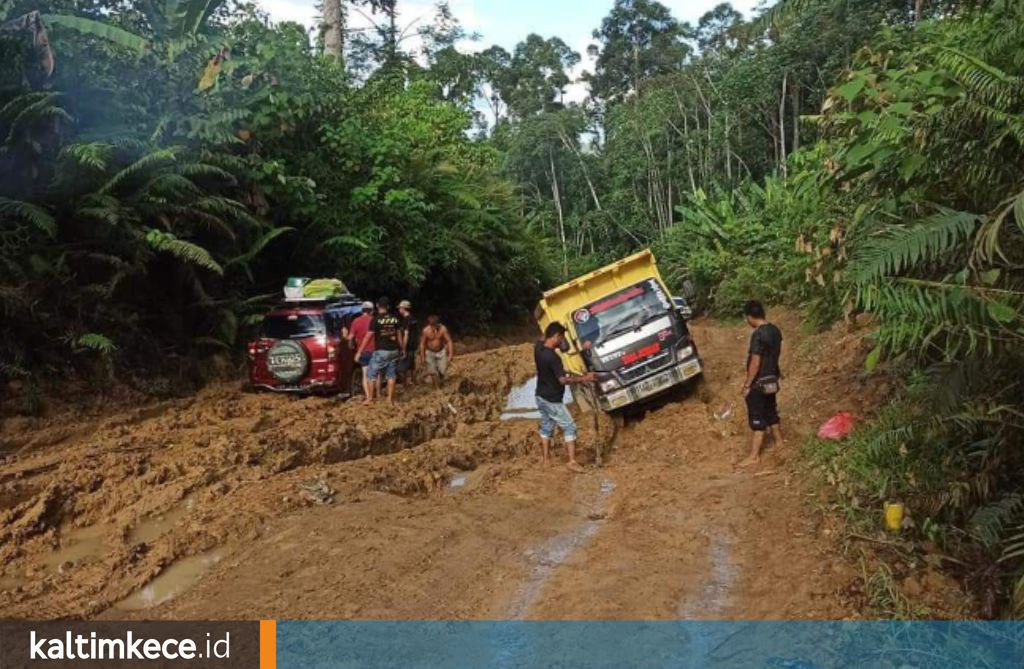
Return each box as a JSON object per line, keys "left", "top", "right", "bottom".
{"left": 371, "top": 312, "right": 402, "bottom": 351}
{"left": 534, "top": 342, "right": 567, "bottom": 403}
{"left": 748, "top": 323, "right": 783, "bottom": 380}
{"left": 402, "top": 315, "right": 420, "bottom": 352}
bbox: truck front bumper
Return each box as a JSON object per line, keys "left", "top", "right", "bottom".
{"left": 599, "top": 356, "right": 703, "bottom": 411}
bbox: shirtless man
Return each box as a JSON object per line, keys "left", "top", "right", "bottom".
{"left": 418, "top": 314, "right": 454, "bottom": 386}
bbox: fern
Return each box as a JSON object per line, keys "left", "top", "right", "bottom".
{"left": 851, "top": 208, "right": 979, "bottom": 285}
{"left": 99, "top": 147, "right": 182, "bottom": 195}
{"left": 224, "top": 226, "right": 293, "bottom": 270}
{"left": 59, "top": 142, "right": 113, "bottom": 171}
{"left": 3, "top": 93, "right": 72, "bottom": 145}
{"left": 75, "top": 332, "right": 117, "bottom": 355}
{"left": 321, "top": 234, "right": 369, "bottom": 250}
{"left": 0, "top": 197, "right": 56, "bottom": 237}
{"left": 145, "top": 228, "right": 223, "bottom": 274}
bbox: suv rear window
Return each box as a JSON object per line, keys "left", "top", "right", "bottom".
{"left": 262, "top": 314, "right": 325, "bottom": 339}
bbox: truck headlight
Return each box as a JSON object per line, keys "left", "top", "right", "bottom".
{"left": 599, "top": 378, "right": 620, "bottom": 393}
{"left": 676, "top": 345, "right": 694, "bottom": 360}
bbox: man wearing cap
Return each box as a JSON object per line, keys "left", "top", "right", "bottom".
{"left": 348, "top": 301, "right": 375, "bottom": 400}
{"left": 355, "top": 297, "right": 404, "bottom": 404}
{"left": 397, "top": 300, "right": 419, "bottom": 387}
{"left": 535, "top": 322, "right": 597, "bottom": 472}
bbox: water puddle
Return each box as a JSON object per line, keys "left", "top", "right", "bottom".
{"left": 507, "top": 478, "right": 615, "bottom": 618}
{"left": 129, "top": 495, "right": 196, "bottom": 544}
{"left": 42, "top": 523, "right": 114, "bottom": 572}
{"left": 113, "top": 548, "right": 228, "bottom": 611}
{"left": 500, "top": 377, "right": 572, "bottom": 422}
{"left": 448, "top": 475, "right": 467, "bottom": 489}
{"left": 678, "top": 534, "right": 736, "bottom": 618}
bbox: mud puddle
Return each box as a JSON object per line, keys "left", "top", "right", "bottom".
{"left": 113, "top": 548, "right": 228, "bottom": 611}
{"left": 507, "top": 478, "right": 615, "bottom": 618}
{"left": 129, "top": 496, "right": 197, "bottom": 544}
{"left": 500, "top": 377, "right": 571, "bottom": 421}
{"left": 42, "top": 523, "right": 113, "bottom": 572}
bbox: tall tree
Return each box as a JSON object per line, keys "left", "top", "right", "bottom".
{"left": 321, "top": 0, "right": 345, "bottom": 62}
{"left": 585, "top": 0, "right": 690, "bottom": 103}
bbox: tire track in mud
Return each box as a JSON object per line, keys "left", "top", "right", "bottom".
{"left": 0, "top": 345, "right": 541, "bottom": 619}
{"left": 2, "top": 311, "right": 880, "bottom": 620}
{"left": 506, "top": 476, "right": 616, "bottom": 619}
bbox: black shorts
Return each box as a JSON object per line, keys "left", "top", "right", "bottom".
{"left": 746, "top": 389, "right": 780, "bottom": 431}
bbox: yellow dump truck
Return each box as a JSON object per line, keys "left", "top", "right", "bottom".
{"left": 535, "top": 249, "right": 703, "bottom": 413}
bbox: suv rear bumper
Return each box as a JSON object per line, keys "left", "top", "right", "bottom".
{"left": 599, "top": 355, "right": 703, "bottom": 411}
{"left": 250, "top": 377, "right": 338, "bottom": 394}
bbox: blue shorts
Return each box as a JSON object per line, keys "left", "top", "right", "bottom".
{"left": 536, "top": 396, "right": 577, "bottom": 442}
{"left": 358, "top": 352, "right": 373, "bottom": 367}
{"left": 370, "top": 350, "right": 400, "bottom": 381}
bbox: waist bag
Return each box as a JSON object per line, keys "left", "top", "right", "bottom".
{"left": 755, "top": 375, "right": 781, "bottom": 395}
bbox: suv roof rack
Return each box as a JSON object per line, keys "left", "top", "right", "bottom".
{"left": 276, "top": 294, "right": 362, "bottom": 310}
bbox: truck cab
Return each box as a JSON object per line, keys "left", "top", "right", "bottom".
{"left": 535, "top": 250, "right": 703, "bottom": 413}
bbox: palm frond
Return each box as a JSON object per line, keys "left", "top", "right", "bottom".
{"left": 145, "top": 228, "right": 223, "bottom": 274}
{"left": 851, "top": 208, "right": 979, "bottom": 285}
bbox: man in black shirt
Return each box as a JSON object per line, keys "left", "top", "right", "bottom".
{"left": 740, "top": 300, "right": 785, "bottom": 467}
{"left": 355, "top": 297, "right": 405, "bottom": 404}
{"left": 397, "top": 299, "right": 418, "bottom": 386}
{"left": 535, "top": 322, "right": 596, "bottom": 472}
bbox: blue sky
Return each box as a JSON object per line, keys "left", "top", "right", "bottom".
{"left": 262, "top": 0, "right": 764, "bottom": 52}
{"left": 260, "top": 0, "right": 764, "bottom": 101}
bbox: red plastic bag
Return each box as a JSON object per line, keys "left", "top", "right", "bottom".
{"left": 818, "top": 412, "right": 857, "bottom": 440}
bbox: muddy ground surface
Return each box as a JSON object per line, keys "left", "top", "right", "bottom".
{"left": 0, "top": 312, "right": 894, "bottom": 620}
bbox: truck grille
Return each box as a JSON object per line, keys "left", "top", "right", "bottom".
{"left": 616, "top": 350, "right": 673, "bottom": 384}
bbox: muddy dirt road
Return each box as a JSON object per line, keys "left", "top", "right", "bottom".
{"left": 0, "top": 312, "right": 882, "bottom": 620}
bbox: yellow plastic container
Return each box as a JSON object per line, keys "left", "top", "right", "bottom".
{"left": 884, "top": 502, "right": 905, "bottom": 532}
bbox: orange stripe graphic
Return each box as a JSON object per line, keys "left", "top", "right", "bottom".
{"left": 259, "top": 619, "right": 277, "bottom": 669}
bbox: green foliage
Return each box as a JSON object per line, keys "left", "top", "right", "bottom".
{"left": 657, "top": 165, "right": 840, "bottom": 320}
{"left": 76, "top": 332, "right": 117, "bottom": 355}
{"left": 41, "top": 14, "right": 149, "bottom": 53}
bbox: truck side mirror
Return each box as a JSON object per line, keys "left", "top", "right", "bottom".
{"left": 681, "top": 280, "right": 697, "bottom": 301}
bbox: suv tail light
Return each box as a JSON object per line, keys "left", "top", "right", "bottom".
{"left": 327, "top": 343, "right": 337, "bottom": 360}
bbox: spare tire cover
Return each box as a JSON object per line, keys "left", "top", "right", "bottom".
{"left": 266, "top": 340, "right": 308, "bottom": 383}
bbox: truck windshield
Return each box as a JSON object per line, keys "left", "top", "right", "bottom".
{"left": 262, "top": 314, "right": 325, "bottom": 339}
{"left": 572, "top": 280, "right": 671, "bottom": 346}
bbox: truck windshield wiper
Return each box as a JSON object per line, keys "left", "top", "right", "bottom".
{"left": 597, "top": 310, "right": 664, "bottom": 346}
{"left": 597, "top": 316, "right": 644, "bottom": 345}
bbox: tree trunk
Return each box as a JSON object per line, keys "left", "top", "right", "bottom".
{"left": 322, "top": 0, "right": 344, "bottom": 62}
{"left": 548, "top": 150, "right": 568, "bottom": 279}
{"left": 791, "top": 81, "right": 800, "bottom": 154}
{"left": 557, "top": 129, "right": 602, "bottom": 212}
{"left": 779, "top": 71, "right": 788, "bottom": 177}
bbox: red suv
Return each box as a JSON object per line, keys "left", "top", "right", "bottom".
{"left": 247, "top": 297, "right": 364, "bottom": 395}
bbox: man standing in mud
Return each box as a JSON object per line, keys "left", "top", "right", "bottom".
{"left": 348, "top": 301, "right": 375, "bottom": 399}
{"left": 397, "top": 299, "right": 418, "bottom": 386}
{"left": 739, "top": 300, "right": 785, "bottom": 467}
{"left": 418, "top": 314, "right": 454, "bottom": 386}
{"left": 355, "top": 297, "right": 404, "bottom": 405}
{"left": 535, "top": 322, "right": 596, "bottom": 472}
